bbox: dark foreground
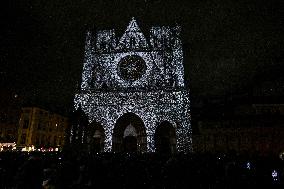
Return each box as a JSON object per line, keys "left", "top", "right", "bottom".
{"left": 0, "top": 151, "right": 283, "bottom": 189}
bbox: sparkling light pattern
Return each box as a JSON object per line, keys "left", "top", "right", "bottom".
{"left": 272, "top": 170, "right": 279, "bottom": 181}
{"left": 75, "top": 18, "right": 192, "bottom": 152}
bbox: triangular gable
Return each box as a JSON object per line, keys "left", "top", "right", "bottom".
{"left": 116, "top": 17, "right": 148, "bottom": 51}
{"left": 123, "top": 123, "right": 137, "bottom": 137}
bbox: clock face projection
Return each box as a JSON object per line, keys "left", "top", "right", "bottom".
{"left": 118, "top": 55, "right": 146, "bottom": 81}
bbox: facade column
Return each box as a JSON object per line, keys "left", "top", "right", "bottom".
{"left": 176, "top": 120, "right": 192, "bottom": 152}
{"left": 147, "top": 134, "right": 155, "bottom": 152}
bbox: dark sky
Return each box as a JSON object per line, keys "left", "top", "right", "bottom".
{"left": 1, "top": 0, "right": 283, "bottom": 112}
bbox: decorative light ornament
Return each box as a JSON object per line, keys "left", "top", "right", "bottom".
{"left": 74, "top": 18, "right": 192, "bottom": 152}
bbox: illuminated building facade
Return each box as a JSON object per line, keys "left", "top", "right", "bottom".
{"left": 0, "top": 90, "right": 21, "bottom": 150}
{"left": 17, "top": 107, "right": 68, "bottom": 150}
{"left": 0, "top": 105, "right": 19, "bottom": 144}
{"left": 74, "top": 18, "right": 192, "bottom": 153}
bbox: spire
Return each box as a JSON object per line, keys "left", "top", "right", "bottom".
{"left": 126, "top": 17, "right": 140, "bottom": 32}
{"left": 80, "top": 31, "right": 93, "bottom": 90}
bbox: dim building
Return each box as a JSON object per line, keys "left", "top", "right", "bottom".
{"left": 0, "top": 90, "right": 22, "bottom": 150}
{"left": 193, "top": 102, "right": 284, "bottom": 157}
{"left": 17, "top": 107, "right": 68, "bottom": 150}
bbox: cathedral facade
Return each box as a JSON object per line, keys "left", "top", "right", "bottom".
{"left": 74, "top": 18, "right": 192, "bottom": 153}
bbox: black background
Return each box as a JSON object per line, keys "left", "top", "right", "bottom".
{"left": 1, "top": 0, "right": 283, "bottom": 113}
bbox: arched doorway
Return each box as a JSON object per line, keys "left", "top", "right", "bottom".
{"left": 112, "top": 113, "right": 147, "bottom": 153}
{"left": 87, "top": 122, "right": 105, "bottom": 153}
{"left": 154, "top": 121, "right": 177, "bottom": 154}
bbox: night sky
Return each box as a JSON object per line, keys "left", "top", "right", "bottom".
{"left": 1, "top": 0, "right": 283, "bottom": 113}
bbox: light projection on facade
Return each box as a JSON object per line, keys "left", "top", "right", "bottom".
{"left": 74, "top": 17, "right": 192, "bottom": 153}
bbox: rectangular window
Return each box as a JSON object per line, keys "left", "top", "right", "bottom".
{"left": 130, "top": 37, "right": 136, "bottom": 48}
{"left": 37, "top": 123, "right": 41, "bottom": 130}
{"left": 54, "top": 136, "right": 57, "bottom": 146}
{"left": 42, "top": 136, "right": 46, "bottom": 144}
{"left": 21, "top": 134, "right": 26, "bottom": 144}
{"left": 23, "top": 120, "right": 29, "bottom": 129}
{"left": 36, "top": 136, "right": 39, "bottom": 145}
{"left": 47, "top": 136, "right": 51, "bottom": 146}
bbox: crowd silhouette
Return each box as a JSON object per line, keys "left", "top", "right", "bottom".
{"left": 0, "top": 151, "right": 283, "bottom": 189}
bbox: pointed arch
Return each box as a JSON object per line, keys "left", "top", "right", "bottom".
{"left": 112, "top": 112, "right": 147, "bottom": 153}
{"left": 154, "top": 121, "right": 177, "bottom": 154}
{"left": 87, "top": 121, "right": 105, "bottom": 153}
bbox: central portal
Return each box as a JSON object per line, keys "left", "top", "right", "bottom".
{"left": 112, "top": 113, "right": 147, "bottom": 153}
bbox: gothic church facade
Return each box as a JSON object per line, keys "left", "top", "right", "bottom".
{"left": 74, "top": 18, "right": 192, "bottom": 153}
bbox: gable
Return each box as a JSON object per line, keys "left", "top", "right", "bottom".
{"left": 116, "top": 17, "right": 149, "bottom": 51}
